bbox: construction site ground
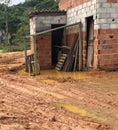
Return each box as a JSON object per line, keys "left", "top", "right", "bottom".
{"left": 0, "top": 51, "right": 118, "bottom": 130}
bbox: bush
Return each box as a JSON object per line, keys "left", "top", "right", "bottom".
{"left": 0, "top": 41, "right": 30, "bottom": 52}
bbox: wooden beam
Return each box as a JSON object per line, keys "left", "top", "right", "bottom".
{"left": 24, "top": 38, "right": 28, "bottom": 72}
{"left": 23, "top": 22, "right": 81, "bottom": 38}
{"left": 54, "top": 45, "right": 70, "bottom": 50}
{"left": 63, "top": 27, "right": 67, "bottom": 46}
{"left": 78, "top": 22, "right": 82, "bottom": 71}
{"left": 33, "top": 36, "right": 40, "bottom": 75}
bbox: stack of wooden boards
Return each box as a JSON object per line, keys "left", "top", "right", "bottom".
{"left": 55, "top": 53, "right": 67, "bottom": 71}
{"left": 56, "top": 34, "right": 79, "bottom": 72}
{"left": 26, "top": 54, "right": 35, "bottom": 73}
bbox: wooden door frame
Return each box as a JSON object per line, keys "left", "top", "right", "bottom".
{"left": 86, "top": 16, "right": 94, "bottom": 68}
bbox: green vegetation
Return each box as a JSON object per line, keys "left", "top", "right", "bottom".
{"left": 0, "top": 49, "right": 7, "bottom": 53}
{"left": 0, "top": 0, "right": 58, "bottom": 52}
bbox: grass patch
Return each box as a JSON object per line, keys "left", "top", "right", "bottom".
{"left": 0, "top": 42, "right": 30, "bottom": 52}
{"left": 0, "top": 49, "right": 7, "bottom": 53}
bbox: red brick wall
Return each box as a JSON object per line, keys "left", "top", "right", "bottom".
{"left": 64, "top": 28, "right": 118, "bottom": 70}
{"left": 59, "top": 0, "right": 117, "bottom": 10}
{"left": 59, "top": 0, "right": 91, "bottom": 10}
{"left": 36, "top": 34, "right": 52, "bottom": 69}
{"left": 107, "top": 0, "right": 117, "bottom": 3}
{"left": 31, "top": 29, "right": 118, "bottom": 70}
{"left": 95, "top": 29, "right": 118, "bottom": 70}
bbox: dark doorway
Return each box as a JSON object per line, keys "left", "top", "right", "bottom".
{"left": 86, "top": 16, "right": 94, "bottom": 68}
{"left": 51, "top": 24, "right": 65, "bottom": 66}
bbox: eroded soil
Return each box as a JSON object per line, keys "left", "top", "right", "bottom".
{"left": 0, "top": 51, "right": 118, "bottom": 130}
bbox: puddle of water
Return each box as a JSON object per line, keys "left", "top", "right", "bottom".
{"left": 18, "top": 70, "right": 31, "bottom": 77}
{"left": 19, "top": 69, "right": 90, "bottom": 80}
{"left": 55, "top": 102, "right": 107, "bottom": 122}
{"left": 43, "top": 79, "right": 60, "bottom": 85}
{"left": 40, "top": 70, "right": 90, "bottom": 80}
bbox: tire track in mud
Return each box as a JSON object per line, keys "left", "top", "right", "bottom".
{"left": 0, "top": 73, "right": 112, "bottom": 107}
{"left": 0, "top": 73, "right": 117, "bottom": 130}
{"left": 0, "top": 74, "right": 79, "bottom": 130}
{"left": 0, "top": 74, "right": 111, "bottom": 119}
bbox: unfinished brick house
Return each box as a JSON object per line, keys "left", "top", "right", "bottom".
{"left": 59, "top": 0, "right": 118, "bottom": 70}
{"left": 29, "top": 10, "right": 67, "bottom": 69}
{"left": 29, "top": 0, "right": 118, "bottom": 70}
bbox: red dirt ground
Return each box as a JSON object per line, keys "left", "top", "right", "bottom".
{"left": 0, "top": 51, "right": 118, "bottom": 130}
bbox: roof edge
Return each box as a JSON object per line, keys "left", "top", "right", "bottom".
{"left": 29, "top": 10, "right": 66, "bottom": 18}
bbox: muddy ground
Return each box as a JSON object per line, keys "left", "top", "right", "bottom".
{"left": 0, "top": 51, "right": 118, "bottom": 130}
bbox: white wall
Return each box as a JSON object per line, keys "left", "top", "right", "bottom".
{"left": 35, "top": 15, "right": 66, "bottom": 33}
{"left": 30, "top": 14, "right": 66, "bottom": 34}
{"left": 96, "top": 0, "right": 118, "bottom": 29}
{"left": 67, "top": 0, "right": 97, "bottom": 31}
{"left": 30, "top": 17, "right": 36, "bottom": 35}
{"left": 66, "top": 0, "right": 118, "bottom": 31}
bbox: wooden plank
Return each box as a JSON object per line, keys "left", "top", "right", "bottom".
{"left": 33, "top": 36, "right": 40, "bottom": 75}
{"left": 24, "top": 38, "right": 28, "bottom": 72}
{"left": 62, "top": 34, "right": 79, "bottom": 72}
{"left": 63, "top": 28, "right": 67, "bottom": 46}
{"left": 87, "top": 19, "right": 94, "bottom": 68}
{"left": 23, "top": 22, "right": 81, "bottom": 38}
{"left": 58, "top": 59, "right": 65, "bottom": 62}
{"left": 55, "top": 67, "right": 61, "bottom": 71}
{"left": 73, "top": 42, "right": 79, "bottom": 71}
{"left": 55, "top": 53, "right": 67, "bottom": 71}
{"left": 79, "top": 22, "right": 82, "bottom": 71}
{"left": 55, "top": 46, "right": 70, "bottom": 50}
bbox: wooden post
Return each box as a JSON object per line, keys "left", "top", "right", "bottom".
{"left": 63, "top": 28, "right": 67, "bottom": 46}
{"left": 33, "top": 35, "right": 40, "bottom": 75}
{"left": 24, "top": 38, "right": 28, "bottom": 72}
{"left": 73, "top": 37, "right": 79, "bottom": 71}
{"left": 79, "top": 22, "right": 82, "bottom": 71}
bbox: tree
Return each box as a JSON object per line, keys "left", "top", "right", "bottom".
{"left": 0, "top": 0, "right": 11, "bottom": 44}
{"left": 0, "top": 0, "right": 58, "bottom": 45}
{"left": 25, "top": 0, "right": 31, "bottom": 2}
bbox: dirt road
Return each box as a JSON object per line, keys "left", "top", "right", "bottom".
{"left": 0, "top": 52, "right": 118, "bottom": 130}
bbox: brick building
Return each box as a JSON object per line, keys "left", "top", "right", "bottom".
{"left": 59, "top": 0, "right": 118, "bottom": 70}
{"left": 29, "top": 10, "right": 66, "bottom": 69}
{"left": 29, "top": 0, "right": 118, "bottom": 70}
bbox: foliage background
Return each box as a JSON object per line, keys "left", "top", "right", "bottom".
{"left": 0, "top": 0, "right": 58, "bottom": 52}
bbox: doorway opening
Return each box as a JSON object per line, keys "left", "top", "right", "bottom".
{"left": 51, "top": 24, "right": 65, "bottom": 66}
{"left": 86, "top": 16, "right": 94, "bottom": 68}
